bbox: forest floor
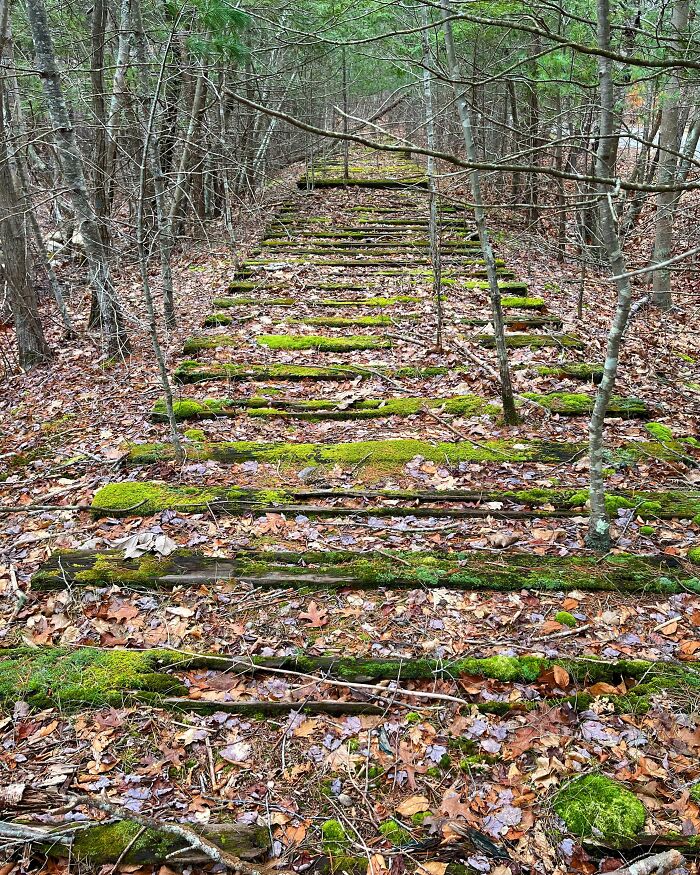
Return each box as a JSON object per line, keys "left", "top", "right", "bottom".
{"left": 1, "top": 151, "right": 700, "bottom": 875}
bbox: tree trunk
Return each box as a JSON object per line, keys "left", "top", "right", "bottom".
{"left": 0, "top": 0, "right": 50, "bottom": 368}
{"left": 132, "top": 0, "right": 184, "bottom": 463}
{"left": 104, "top": 0, "right": 133, "bottom": 213}
{"left": 25, "top": 0, "right": 130, "bottom": 358}
{"left": 650, "top": 0, "right": 690, "bottom": 309}
{"left": 586, "top": 0, "right": 635, "bottom": 551}
{"left": 421, "top": 7, "right": 443, "bottom": 350}
{"left": 440, "top": 0, "right": 518, "bottom": 425}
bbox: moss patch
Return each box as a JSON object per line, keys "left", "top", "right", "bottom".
{"left": 256, "top": 334, "right": 392, "bottom": 352}
{"left": 535, "top": 363, "right": 603, "bottom": 382}
{"left": 0, "top": 646, "right": 186, "bottom": 710}
{"left": 91, "top": 481, "right": 700, "bottom": 523}
{"left": 523, "top": 392, "right": 648, "bottom": 418}
{"left": 499, "top": 296, "right": 545, "bottom": 309}
{"left": 321, "top": 820, "right": 350, "bottom": 855}
{"left": 32, "top": 548, "right": 700, "bottom": 596}
{"left": 214, "top": 297, "right": 294, "bottom": 308}
{"left": 553, "top": 775, "right": 646, "bottom": 845}
{"left": 554, "top": 611, "right": 577, "bottom": 628}
{"left": 238, "top": 395, "right": 498, "bottom": 422}
{"left": 293, "top": 316, "right": 393, "bottom": 327}
{"left": 92, "top": 482, "right": 294, "bottom": 516}
{"left": 173, "top": 361, "right": 450, "bottom": 384}
{"left": 125, "top": 436, "right": 695, "bottom": 471}
{"left": 318, "top": 295, "right": 421, "bottom": 307}
{"left": 645, "top": 422, "right": 673, "bottom": 441}
{"left": 378, "top": 820, "right": 413, "bottom": 847}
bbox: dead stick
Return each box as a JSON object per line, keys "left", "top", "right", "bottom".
{"left": 614, "top": 850, "right": 684, "bottom": 875}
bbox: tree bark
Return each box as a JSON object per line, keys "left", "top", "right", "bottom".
{"left": 421, "top": 6, "right": 443, "bottom": 349}
{"left": 440, "top": 0, "right": 518, "bottom": 424}
{"left": 651, "top": 0, "right": 690, "bottom": 309}
{"left": 0, "top": 0, "right": 50, "bottom": 368}
{"left": 25, "top": 0, "right": 130, "bottom": 358}
{"left": 586, "top": 0, "right": 635, "bottom": 551}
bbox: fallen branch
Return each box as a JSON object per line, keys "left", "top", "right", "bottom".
{"left": 614, "top": 850, "right": 685, "bottom": 874}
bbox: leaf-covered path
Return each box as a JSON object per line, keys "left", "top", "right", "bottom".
{"left": 3, "top": 151, "right": 700, "bottom": 874}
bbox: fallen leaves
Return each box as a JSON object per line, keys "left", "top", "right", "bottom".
{"left": 396, "top": 795, "right": 431, "bottom": 816}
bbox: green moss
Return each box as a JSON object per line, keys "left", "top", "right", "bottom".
{"left": 204, "top": 314, "right": 233, "bottom": 326}
{"left": 153, "top": 398, "right": 223, "bottom": 421}
{"left": 410, "top": 811, "right": 432, "bottom": 826}
{"left": 405, "top": 712, "right": 423, "bottom": 724}
{"left": 523, "top": 392, "right": 647, "bottom": 417}
{"left": 378, "top": 820, "right": 413, "bottom": 847}
{"left": 256, "top": 334, "right": 392, "bottom": 352}
{"left": 91, "top": 482, "right": 294, "bottom": 517}
{"left": 690, "top": 783, "right": 700, "bottom": 803}
{"left": 554, "top": 611, "right": 577, "bottom": 628}
{"left": 173, "top": 361, "right": 450, "bottom": 384}
{"left": 0, "top": 646, "right": 186, "bottom": 711}
{"left": 499, "top": 296, "right": 545, "bottom": 309}
{"left": 33, "top": 549, "right": 700, "bottom": 599}
{"left": 645, "top": 422, "right": 673, "bottom": 441}
{"left": 69, "top": 819, "right": 269, "bottom": 864}
{"left": 321, "top": 820, "right": 350, "bottom": 855}
{"left": 125, "top": 436, "right": 693, "bottom": 471}
{"left": 535, "top": 363, "right": 603, "bottom": 382}
{"left": 639, "top": 525, "right": 655, "bottom": 536}
{"left": 553, "top": 775, "right": 646, "bottom": 845}
{"left": 318, "top": 855, "right": 367, "bottom": 875}
{"left": 214, "top": 297, "right": 294, "bottom": 308}
{"left": 71, "top": 822, "right": 181, "bottom": 863}
{"left": 318, "top": 296, "right": 420, "bottom": 307}
{"left": 688, "top": 547, "right": 700, "bottom": 565}
{"left": 245, "top": 395, "right": 498, "bottom": 421}
{"left": 151, "top": 389, "right": 500, "bottom": 422}
{"left": 184, "top": 428, "right": 205, "bottom": 442}
{"left": 293, "top": 316, "right": 392, "bottom": 327}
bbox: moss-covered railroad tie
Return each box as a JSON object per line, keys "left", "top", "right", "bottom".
{"left": 0, "top": 646, "right": 379, "bottom": 716}
{"left": 31, "top": 547, "right": 700, "bottom": 593}
{"left": 296, "top": 176, "right": 429, "bottom": 189}
{"left": 462, "top": 316, "right": 562, "bottom": 330}
{"left": 173, "top": 361, "right": 450, "bottom": 383}
{"left": 316, "top": 295, "right": 421, "bottom": 307}
{"left": 291, "top": 316, "right": 395, "bottom": 327}
{"left": 478, "top": 333, "right": 584, "bottom": 349}
{"left": 5, "top": 816, "right": 269, "bottom": 866}
{"left": 4, "top": 645, "right": 700, "bottom": 719}
{"left": 256, "top": 334, "right": 393, "bottom": 352}
{"left": 182, "top": 334, "right": 393, "bottom": 355}
{"left": 126, "top": 435, "right": 693, "bottom": 468}
{"left": 534, "top": 363, "right": 603, "bottom": 382}
{"left": 213, "top": 296, "right": 295, "bottom": 308}
{"left": 153, "top": 394, "right": 499, "bottom": 422}
{"left": 152, "top": 392, "right": 647, "bottom": 421}
{"left": 90, "top": 481, "right": 700, "bottom": 522}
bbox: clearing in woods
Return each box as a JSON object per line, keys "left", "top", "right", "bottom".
{"left": 3, "top": 151, "right": 700, "bottom": 872}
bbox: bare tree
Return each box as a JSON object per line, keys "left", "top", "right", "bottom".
{"left": 650, "top": 0, "right": 690, "bottom": 309}
{"left": 440, "top": 0, "right": 518, "bottom": 425}
{"left": 25, "top": 0, "right": 130, "bottom": 359}
{"left": 586, "top": 0, "right": 635, "bottom": 551}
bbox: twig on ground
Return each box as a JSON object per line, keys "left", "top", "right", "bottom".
{"left": 613, "top": 850, "right": 684, "bottom": 875}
